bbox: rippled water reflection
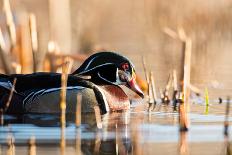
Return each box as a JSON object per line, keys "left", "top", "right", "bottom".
{"left": 0, "top": 102, "right": 232, "bottom": 155}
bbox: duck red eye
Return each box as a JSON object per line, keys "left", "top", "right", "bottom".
{"left": 121, "top": 63, "right": 129, "bottom": 70}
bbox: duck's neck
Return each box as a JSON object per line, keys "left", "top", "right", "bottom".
{"left": 100, "top": 85, "right": 130, "bottom": 111}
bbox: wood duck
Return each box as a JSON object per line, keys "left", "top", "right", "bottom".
{"left": 0, "top": 51, "right": 144, "bottom": 114}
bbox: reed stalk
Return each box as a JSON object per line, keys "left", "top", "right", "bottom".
{"left": 224, "top": 97, "right": 231, "bottom": 155}
{"left": 60, "top": 62, "right": 69, "bottom": 126}
{"left": 7, "top": 135, "right": 15, "bottom": 155}
{"left": 204, "top": 88, "right": 209, "bottom": 115}
{"left": 142, "top": 56, "right": 149, "bottom": 91}
{"left": 3, "top": 0, "right": 16, "bottom": 48}
{"left": 0, "top": 27, "right": 14, "bottom": 74}
{"left": 179, "top": 131, "right": 189, "bottom": 155}
{"left": 29, "top": 13, "right": 38, "bottom": 72}
{"left": 60, "top": 61, "right": 69, "bottom": 155}
{"left": 75, "top": 128, "right": 82, "bottom": 155}
{"left": 28, "top": 136, "right": 36, "bottom": 155}
{"left": 94, "top": 106, "right": 102, "bottom": 129}
{"left": 149, "top": 71, "right": 157, "bottom": 110}
{"left": 172, "top": 70, "right": 178, "bottom": 111}
{"left": 0, "top": 109, "right": 3, "bottom": 125}
{"left": 4, "top": 78, "right": 16, "bottom": 112}
{"left": 75, "top": 93, "right": 82, "bottom": 127}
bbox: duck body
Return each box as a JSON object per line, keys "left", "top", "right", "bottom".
{"left": 0, "top": 51, "right": 143, "bottom": 114}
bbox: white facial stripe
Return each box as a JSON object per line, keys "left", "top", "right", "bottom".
{"left": 84, "top": 55, "right": 99, "bottom": 70}
{"left": 78, "top": 63, "right": 114, "bottom": 75}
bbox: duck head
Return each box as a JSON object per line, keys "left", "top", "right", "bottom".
{"left": 72, "top": 52, "right": 144, "bottom": 98}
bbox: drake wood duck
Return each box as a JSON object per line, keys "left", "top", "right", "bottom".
{"left": 0, "top": 51, "right": 144, "bottom": 114}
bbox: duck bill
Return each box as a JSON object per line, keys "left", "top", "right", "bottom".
{"left": 127, "top": 78, "right": 144, "bottom": 98}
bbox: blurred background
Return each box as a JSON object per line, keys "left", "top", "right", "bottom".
{"left": 0, "top": 0, "right": 232, "bottom": 99}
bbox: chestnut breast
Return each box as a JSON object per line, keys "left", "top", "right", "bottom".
{"left": 100, "top": 85, "right": 130, "bottom": 111}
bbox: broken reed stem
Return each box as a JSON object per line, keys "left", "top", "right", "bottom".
{"left": 4, "top": 78, "right": 17, "bottom": 112}
{"left": 3, "top": 0, "right": 16, "bottom": 47}
{"left": 60, "top": 62, "right": 69, "bottom": 155}
{"left": 178, "top": 92, "right": 189, "bottom": 131}
{"left": 165, "top": 72, "right": 173, "bottom": 92}
{"left": 75, "top": 128, "right": 82, "bottom": 155}
{"left": 173, "top": 70, "right": 178, "bottom": 91}
{"left": 142, "top": 56, "right": 150, "bottom": 93}
{"left": 204, "top": 88, "right": 209, "bottom": 115}
{"left": 182, "top": 37, "right": 191, "bottom": 112}
{"left": 0, "top": 27, "right": 14, "bottom": 74}
{"left": 64, "top": 57, "right": 74, "bottom": 74}
{"left": 94, "top": 106, "right": 102, "bottom": 129}
{"left": 148, "top": 71, "right": 157, "bottom": 111}
{"left": 7, "top": 135, "right": 15, "bottom": 155}
{"left": 0, "top": 109, "right": 3, "bottom": 125}
{"left": 60, "top": 62, "right": 69, "bottom": 127}
{"left": 28, "top": 136, "right": 36, "bottom": 155}
{"left": 29, "top": 13, "right": 38, "bottom": 72}
{"left": 60, "top": 125, "right": 66, "bottom": 155}
{"left": 150, "top": 71, "right": 157, "bottom": 102}
{"left": 180, "top": 29, "right": 191, "bottom": 131}
{"left": 179, "top": 131, "right": 189, "bottom": 155}
{"left": 75, "top": 93, "right": 82, "bottom": 127}
{"left": 172, "top": 70, "right": 178, "bottom": 111}
{"left": 148, "top": 82, "right": 153, "bottom": 111}
{"left": 224, "top": 97, "right": 231, "bottom": 155}
{"left": 224, "top": 97, "right": 230, "bottom": 137}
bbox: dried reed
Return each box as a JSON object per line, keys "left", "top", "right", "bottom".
{"left": 204, "top": 88, "right": 209, "bottom": 115}
{"left": 60, "top": 61, "right": 70, "bottom": 155}
{"left": 0, "top": 109, "right": 3, "bottom": 125}
{"left": 179, "top": 131, "right": 189, "bottom": 155}
{"left": 223, "top": 97, "right": 231, "bottom": 155}
{"left": 94, "top": 106, "right": 102, "bottom": 129}
{"left": 4, "top": 78, "right": 17, "bottom": 112}
{"left": 142, "top": 56, "right": 149, "bottom": 90}
{"left": 60, "top": 62, "right": 69, "bottom": 126}
{"left": 148, "top": 71, "right": 157, "bottom": 110}
{"left": 75, "top": 128, "right": 82, "bottom": 155}
{"left": 0, "top": 27, "right": 14, "bottom": 74}
{"left": 29, "top": 13, "right": 38, "bottom": 72}
{"left": 178, "top": 92, "right": 189, "bottom": 131}
{"left": 3, "top": 0, "right": 16, "bottom": 47}
{"left": 7, "top": 135, "right": 15, "bottom": 155}
{"left": 28, "top": 136, "right": 36, "bottom": 155}
{"left": 75, "top": 93, "right": 82, "bottom": 127}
